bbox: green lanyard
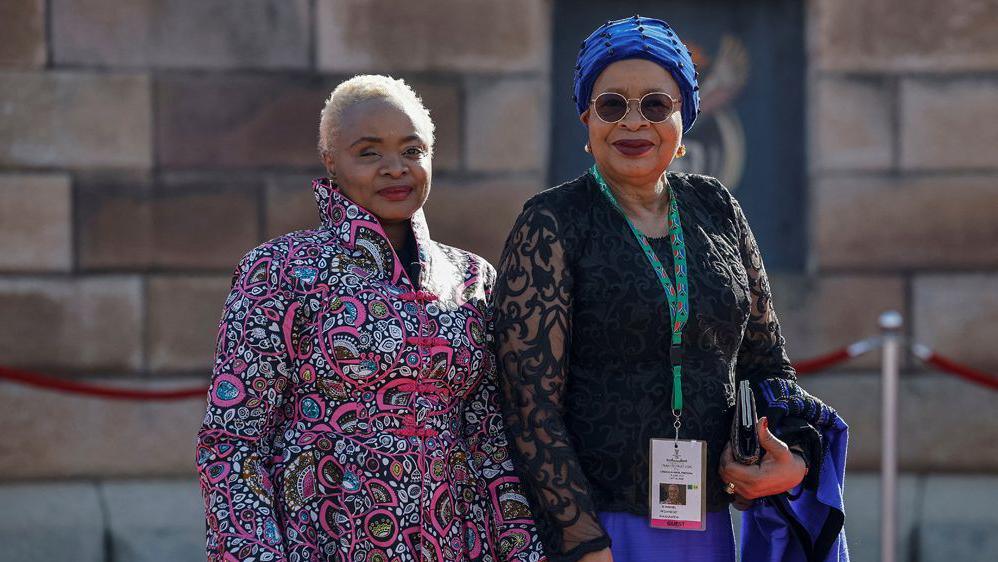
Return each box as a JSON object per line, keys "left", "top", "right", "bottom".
{"left": 590, "top": 165, "right": 690, "bottom": 413}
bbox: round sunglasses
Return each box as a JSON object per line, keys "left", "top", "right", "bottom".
{"left": 590, "top": 91, "right": 681, "bottom": 124}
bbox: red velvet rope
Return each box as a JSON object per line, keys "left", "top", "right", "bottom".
{"left": 2, "top": 340, "right": 994, "bottom": 400}
{"left": 917, "top": 352, "right": 998, "bottom": 391}
{"left": 0, "top": 366, "right": 206, "bottom": 401}
{"left": 792, "top": 348, "right": 852, "bottom": 375}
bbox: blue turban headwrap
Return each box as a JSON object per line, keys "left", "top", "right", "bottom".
{"left": 573, "top": 15, "right": 700, "bottom": 134}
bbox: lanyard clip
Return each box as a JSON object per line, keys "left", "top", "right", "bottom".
{"left": 670, "top": 343, "right": 684, "bottom": 368}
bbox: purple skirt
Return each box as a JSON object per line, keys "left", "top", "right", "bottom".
{"left": 598, "top": 510, "right": 736, "bottom": 562}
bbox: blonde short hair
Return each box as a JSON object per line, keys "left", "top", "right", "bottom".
{"left": 317, "top": 74, "right": 435, "bottom": 157}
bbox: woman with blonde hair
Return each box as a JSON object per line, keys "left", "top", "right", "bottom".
{"left": 196, "top": 74, "right": 545, "bottom": 562}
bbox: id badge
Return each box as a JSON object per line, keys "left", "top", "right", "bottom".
{"left": 649, "top": 439, "right": 707, "bottom": 531}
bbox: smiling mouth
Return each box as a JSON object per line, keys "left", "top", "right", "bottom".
{"left": 377, "top": 185, "right": 414, "bottom": 201}
{"left": 612, "top": 140, "right": 655, "bottom": 156}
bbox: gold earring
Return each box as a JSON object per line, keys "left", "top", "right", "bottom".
{"left": 676, "top": 145, "right": 687, "bottom": 158}
{"left": 584, "top": 143, "right": 592, "bottom": 154}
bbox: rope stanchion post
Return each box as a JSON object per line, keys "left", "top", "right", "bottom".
{"left": 879, "top": 311, "right": 903, "bottom": 562}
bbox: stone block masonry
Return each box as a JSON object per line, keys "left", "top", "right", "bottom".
{"left": 0, "top": 0, "right": 554, "bottom": 486}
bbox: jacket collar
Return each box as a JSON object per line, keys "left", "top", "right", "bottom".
{"left": 312, "top": 177, "right": 435, "bottom": 289}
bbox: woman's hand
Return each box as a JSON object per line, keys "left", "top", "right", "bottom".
{"left": 719, "top": 417, "right": 807, "bottom": 500}
{"left": 729, "top": 493, "right": 754, "bottom": 511}
{"left": 579, "top": 548, "right": 614, "bottom": 562}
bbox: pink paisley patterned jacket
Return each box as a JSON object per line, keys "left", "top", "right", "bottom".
{"left": 195, "top": 178, "right": 545, "bottom": 562}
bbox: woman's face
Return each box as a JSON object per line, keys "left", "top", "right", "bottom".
{"left": 322, "top": 98, "right": 432, "bottom": 225}
{"left": 668, "top": 484, "right": 681, "bottom": 503}
{"left": 581, "top": 59, "right": 683, "bottom": 186}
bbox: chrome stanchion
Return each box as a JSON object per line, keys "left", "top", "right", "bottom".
{"left": 879, "top": 311, "right": 903, "bottom": 562}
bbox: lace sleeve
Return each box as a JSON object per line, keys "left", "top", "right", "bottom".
{"left": 493, "top": 203, "right": 610, "bottom": 561}
{"left": 732, "top": 196, "right": 832, "bottom": 488}
{"left": 731, "top": 196, "right": 796, "bottom": 385}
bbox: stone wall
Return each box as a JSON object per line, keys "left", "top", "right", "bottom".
{"left": 0, "top": 0, "right": 552, "bottom": 481}
{"left": 788, "top": 0, "right": 998, "bottom": 475}
{"left": 804, "top": 0, "right": 998, "bottom": 357}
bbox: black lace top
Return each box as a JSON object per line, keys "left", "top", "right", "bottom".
{"left": 493, "top": 171, "right": 827, "bottom": 561}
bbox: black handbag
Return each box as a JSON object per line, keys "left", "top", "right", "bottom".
{"left": 730, "top": 379, "right": 761, "bottom": 465}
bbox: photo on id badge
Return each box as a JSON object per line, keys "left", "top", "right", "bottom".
{"left": 660, "top": 483, "right": 687, "bottom": 506}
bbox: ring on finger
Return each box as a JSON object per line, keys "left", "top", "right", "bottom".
{"left": 724, "top": 481, "right": 736, "bottom": 495}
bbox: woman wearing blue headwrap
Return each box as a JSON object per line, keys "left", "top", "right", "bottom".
{"left": 494, "top": 16, "right": 847, "bottom": 562}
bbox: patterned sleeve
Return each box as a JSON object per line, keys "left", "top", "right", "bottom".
{"left": 195, "top": 244, "right": 294, "bottom": 561}
{"left": 463, "top": 259, "right": 547, "bottom": 562}
{"left": 493, "top": 203, "right": 611, "bottom": 562}
{"left": 730, "top": 193, "right": 835, "bottom": 488}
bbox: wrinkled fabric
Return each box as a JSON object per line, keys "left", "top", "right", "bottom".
{"left": 573, "top": 15, "right": 700, "bottom": 132}
{"left": 599, "top": 510, "right": 735, "bottom": 562}
{"left": 195, "top": 177, "right": 545, "bottom": 562}
{"left": 741, "top": 413, "right": 849, "bottom": 562}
